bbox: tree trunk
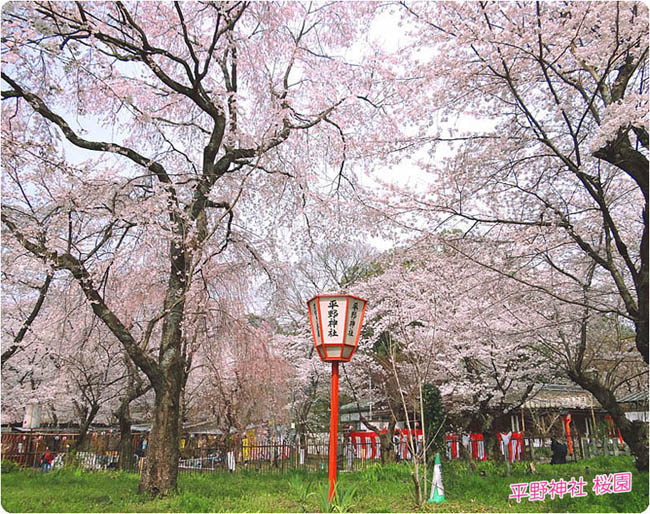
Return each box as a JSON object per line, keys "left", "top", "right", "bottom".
{"left": 410, "top": 471, "right": 422, "bottom": 505}
{"left": 569, "top": 371, "right": 649, "bottom": 472}
{"left": 117, "top": 400, "right": 136, "bottom": 471}
{"left": 460, "top": 436, "right": 476, "bottom": 472}
{"left": 530, "top": 438, "right": 536, "bottom": 461}
{"left": 136, "top": 240, "right": 189, "bottom": 495}
{"left": 116, "top": 359, "right": 151, "bottom": 471}
{"left": 379, "top": 417, "right": 397, "bottom": 465}
{"left": 138, "top": 383, "right": 183, "bottom": 496}
{"left": 299, "top": 424, "right": 308, "bottom": 453}
{"left": 483, "top": 433, "right": 498, "bottom": 461}
{"left": 75, "top": 403, "right": 100, "bottom": 452}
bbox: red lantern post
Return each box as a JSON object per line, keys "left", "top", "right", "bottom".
{"left": 307, "top": 294, "right": 367, "bottom": 502}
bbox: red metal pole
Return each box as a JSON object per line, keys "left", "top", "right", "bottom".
{"left": 328, "top": 362, "right": 340, "bottom": 502}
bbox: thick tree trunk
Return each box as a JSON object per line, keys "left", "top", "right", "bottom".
{"left": 636, "top": 316, "right": 648, "bottom": 365}
{"left": 118, "top": 429, "right": 135, "bottom": 471}
{"left": 138, "top": 382, "right": 183, "bottom": 496}
{"left": 569, "top": 371, "right": 649, "bottom": 472}
{"left": 138, "top": 261, "right": 187, "bottom": 496}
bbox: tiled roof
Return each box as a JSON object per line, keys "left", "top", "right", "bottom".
{"left": 522, "top": 383, "right": 600, "bottom": 409}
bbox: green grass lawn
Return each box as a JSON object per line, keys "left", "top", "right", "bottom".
{"left": 1, "top": 456, "right": 647, "bottom": 512}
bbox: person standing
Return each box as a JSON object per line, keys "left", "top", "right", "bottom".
{"left": 344, "top": 430, "right": 355, "bottom": 471}
{"left": 40, "top": 448, "right": 54, "bottom": 472}
{"left": 393, "top": 430, "right": 401, "bottom": 462}
{"left": 550, "top": 438, "right": 567, "bottom": 464}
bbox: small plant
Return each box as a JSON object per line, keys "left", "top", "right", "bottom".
{"left": 287, "top": 474, "right": 314, "bottom": 512}
{"left": 360, "top": 463, "right": 381, "bottom": 482}
{"left": 474, "top": 459, "right": 498, "bottom": 476}
{"left": 317, "top": 483, "right": 358, "bottom": 513}
{"left": 317, "top": 485, "right": 334, "bottom": 513}
{"left": 511, "top": 460, "right": 531, "bottom": 476}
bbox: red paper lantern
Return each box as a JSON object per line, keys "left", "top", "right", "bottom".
{"left": 307, "top": 294, "right": 367, "bottom": 362}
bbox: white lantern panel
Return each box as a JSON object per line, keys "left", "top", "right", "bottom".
{"left": 318, "top": 296, "right": 346, "bottom": 345}
{"left": 341, "top": 345, "right": 355, "bottom": 359}
{"left": 315, "top": 345, "right": 326, "bottom": 360}
{"left": 343, "top": 298, "right": 365, "bottom": 346}
{"left": 308, "top": 298, "right": 322, "bottom": 344}
{"left": 325, "top": 346, "right": 343, "bottom": 359}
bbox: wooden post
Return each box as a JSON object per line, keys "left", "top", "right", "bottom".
{"left": 530, "top": 438, "right": 536, "bottom": 461}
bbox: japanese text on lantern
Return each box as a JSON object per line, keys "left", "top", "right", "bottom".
{"left": 327, "top": 300, "right": 339, "bottom": 337}
{"left": 348, "top": 301, "right": 359, "bottom": 337}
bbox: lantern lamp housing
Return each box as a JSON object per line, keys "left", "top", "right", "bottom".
{"left": 307, "top": 294, "right": 368, "bottom": 362}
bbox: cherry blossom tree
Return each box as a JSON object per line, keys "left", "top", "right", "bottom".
{"left": 1, "top": 1, "right": 395, "bottom": 495}
{"left": 386, "top": 0, "right": 648, "bottom": 363}
{"left": 283, "top": 342, "right": 328, "bottom": 453}
{"left": 360, "top": 1, "right": 648, "bottom": 470}
{"left": 58, "top": 303, "right": 146, "bottom": 452}
{"left": 393, "top": 0, "right": 648, "bottom": 356}
{"left": 261, "top": 240, "right": 378, "bottom": 449}
{"left": 1, "top": 267, "right": 147, "bottom": 448}
{"left": 1, "top": 334, "right": 68, "bottom": 425}
{"left": 345, "top": 238, "right": 553, "bottom": 460}
{"left": 425, "top": 235, "right": 650, "bottom": 469}
{"left": 189, "top": 318, "right": 292, "bottom": 438}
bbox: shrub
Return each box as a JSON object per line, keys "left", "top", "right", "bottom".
{"left": 1, "top": 459, "right": 20, "bottom": 473}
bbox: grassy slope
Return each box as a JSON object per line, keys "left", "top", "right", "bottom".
{"left": 1, "top": 456, "right": 647, "bottom": 513}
